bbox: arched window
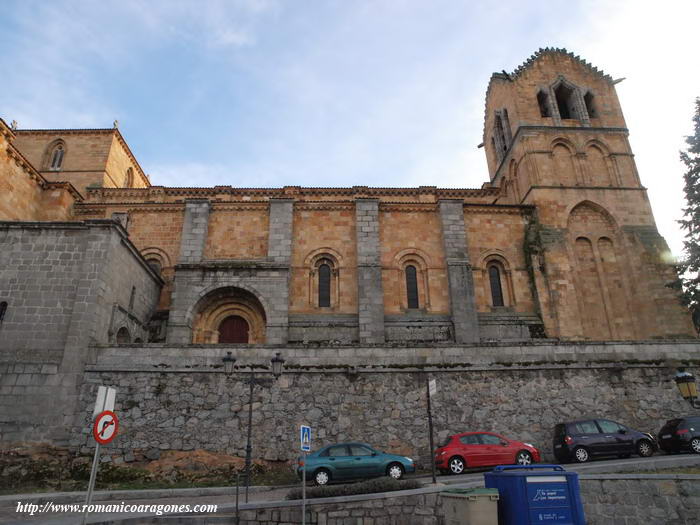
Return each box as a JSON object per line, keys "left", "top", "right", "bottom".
{"left": 495, "top": 114, "right": 508, "bottom": 153}
{"left": 218, "top": 315, "right": 249, "bottom": 344}
{"left": 537, "top": 90, "right": 551, "bottom": 117}
{"left": 306, "top": 251, "right": 341, "bottom": 309}
{"left": 405, "top": 265, "right": 419, "bottom": 309}
{"left": 0, "top": 301, "right": 7, "bottom": 324}
{"left": 125, "top": 167, "right": 134, "bottom": 187}
{"left": 146, "top": 258, "right": 161, "bottom": 275}
{"left": 554, "top": 83, "right": 577, "bottom": 120}
{"left": 49, "top": 144, "right": 65, "bottom": 170}
{"left": 584, "top": 91, "right": 596, "bottom": 118}
{"left": 318, "top": 263, "right": 331, "bottom": 307}
{"left": 488, "top": 265, "right": 504, "bottom": 307}
{"left": 116, "top": 327, "right": 131, "bottom": 344}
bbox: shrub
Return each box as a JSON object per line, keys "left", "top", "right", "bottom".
{"left": 286, "top": 477, "right": 422, "bottom": 500}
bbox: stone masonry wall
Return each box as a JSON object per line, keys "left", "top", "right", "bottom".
{"left": 0, "top": 220, "right": 161, "bottom": 445}
{"left": 71, "top": 341, "right": 700, "bottom": 466}
{"left": 580, "top": 475, "right": 700, "bottom": 524}
{"left": 130, "top": 475, "right": 700, "bottom": 524}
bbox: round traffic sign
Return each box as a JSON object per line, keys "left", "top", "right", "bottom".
{"left": 93, "top": 410, "right": 119, "bottom": 445}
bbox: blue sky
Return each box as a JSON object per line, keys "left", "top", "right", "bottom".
{"left": 1, "top": 0, "right": 699, "bottom": 256}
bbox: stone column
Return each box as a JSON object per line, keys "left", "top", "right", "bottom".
{"left": 438, "top": 200, "right": 479, "bottom": 343}
{"left": 168, "top": 199, "right": 212, "bottom": 343}
{"left": 356, "top": 199, "right": 385, "bottom": 344}
{"left": 265, "top": 199, "right": 294, "bottom": 344}
{"left": 178, "top": 199, "right": 211, "bottom": 264}
{"left": 267, "top": 199, "right": 294, "bottom": 263}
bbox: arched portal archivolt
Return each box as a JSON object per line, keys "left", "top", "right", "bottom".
{"left": 190, "top": 286, "right": 266, "bottom": 344}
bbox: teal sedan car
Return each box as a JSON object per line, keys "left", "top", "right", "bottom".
{"left": 297, "top": 442, "right": 415, "bottom": 485}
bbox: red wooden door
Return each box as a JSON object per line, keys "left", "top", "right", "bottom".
{"left": 218, "top": 316, "right": 249, "bottom": 343}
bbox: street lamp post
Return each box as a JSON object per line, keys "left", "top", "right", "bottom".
{"left": 222, "top": 351, "right": 286, "bottom": 503}
{"left": 674, "top": 367, "right": 700, "bottom": 409}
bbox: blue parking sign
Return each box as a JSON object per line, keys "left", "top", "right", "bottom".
{"left": 300, "top": 425, "right": 311, "bottom": 452}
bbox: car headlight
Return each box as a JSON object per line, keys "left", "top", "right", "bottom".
{"left": 404, "top": 457, "right": 413, "bottom": 462}
{"left": 524, "top": 443, "right": 534, "bottom": 448}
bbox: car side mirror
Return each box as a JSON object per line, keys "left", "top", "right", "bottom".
{"left": 372, "top": 452, "right": 377, "bottom": 456}
{"left": 501, "top": 441, "right": 508, "bottom": 446}
{"left": 619, "top": 429, "right": 627, "bottom": 434}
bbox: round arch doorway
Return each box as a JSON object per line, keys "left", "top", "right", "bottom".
{"left": 218, "top": 315, "right": 249, "bottom": 344}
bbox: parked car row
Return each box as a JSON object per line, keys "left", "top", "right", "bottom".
{"left": 297, "top": 416, "right": 700, "bottom": 485}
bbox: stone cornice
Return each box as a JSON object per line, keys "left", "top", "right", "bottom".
{"left": 491, "top": 125, "right": 630, "bottom": 184}
{"left": 84, "top": 185, "right": 499, "bottom": 203}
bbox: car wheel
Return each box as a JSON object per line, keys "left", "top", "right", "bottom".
{"left": 690, "top": 438, "right": 700, "bottom": 454}
{"left": 515, "top": 451, "right": 532, "bottom": 465}
{"left": 387, "top": 463, "right": 404, "bottom": 480}
{"left": 448, "top": 456, "right": 466, "bottom": 475}
{"left": 637, "top": 439, "right": 654, "bottom": 458}
{"left": 572, "top": 446, "right": 589, "bottom": 463}
{"left": 313, "top": 468, "right": 330, "bottom": 486}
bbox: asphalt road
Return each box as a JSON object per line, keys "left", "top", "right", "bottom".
{"left": 2, "top": 453, "right": 700, "bottom": 524}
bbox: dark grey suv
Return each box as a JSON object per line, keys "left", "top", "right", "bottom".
{"left": 553, "top": 419, "right": 657, "bottom": 463}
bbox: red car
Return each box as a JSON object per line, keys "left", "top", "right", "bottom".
{"left": 435, "top": 431, "right": 541, "bottom": 475}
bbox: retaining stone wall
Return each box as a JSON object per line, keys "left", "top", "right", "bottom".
{"left": 130, "top": 475, "right": 700, "bottom": 524}
{"left": 73, "top": 341, "right": 700, "bottom": 464}
{"left": 580, "top": 475, "right": 700, "bottom": 524}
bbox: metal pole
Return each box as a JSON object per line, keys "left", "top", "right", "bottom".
{"left": 81, "top": 442, "right": 101, "bottom": 525}
{"left": 302, "top": 450, "right": 306, "bottom": 525}
{"left": 244, "top": 369, "right": 255, "bottom": 503}
{"left": 235, "top": 472, "right": 240, "bottom": 525}
{"left": 426, "top": 378, "right": 437, "bottom": 484}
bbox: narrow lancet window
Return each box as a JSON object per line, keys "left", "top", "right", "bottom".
{"left": 318, "top": 263, "right": 331, "bottom": 307}
{"left": 406, "top": 265, "right": 419, "bottom": 309}
{"left": 584, "top": 91, "right": 596, "bottom": 118}
{"left": 50, "top": 145, "right": 65, "bottom": 170}
{"left": 537, "top": 90, "right": 550, "bottom": 117}
{"left": 489, "top": 265, "right": 504, "bottom": 307}
{"left": 555, "top": 84, "right": 576, "bottom": 120}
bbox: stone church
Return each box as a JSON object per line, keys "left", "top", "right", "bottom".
{"left": 0, "top": 49, "right": 696, "bottom": 455}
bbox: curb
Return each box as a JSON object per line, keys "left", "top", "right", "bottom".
{"left": 0, "top": 483, "right": 293, "bottom": 506}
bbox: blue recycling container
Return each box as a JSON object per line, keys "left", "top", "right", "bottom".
{"left": 484, "top": 464, "right": 585, "bottom": 525}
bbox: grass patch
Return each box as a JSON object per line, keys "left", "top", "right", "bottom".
{"left": 286, "top": 477, "right": 423, "bottom": 500}
{"left": 0, "top": 463, "right": 298, "bottom": 495}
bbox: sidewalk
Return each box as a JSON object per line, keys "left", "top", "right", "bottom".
{"left": 1, "top": 485, "right": 294, "bottom": 524}
{"left": 3, "top": 454, "right": 700, "bottom": 523}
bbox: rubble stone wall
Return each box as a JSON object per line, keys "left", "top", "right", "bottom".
{"left": 71, "top": 341, "right": 700, "bottom": 466}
